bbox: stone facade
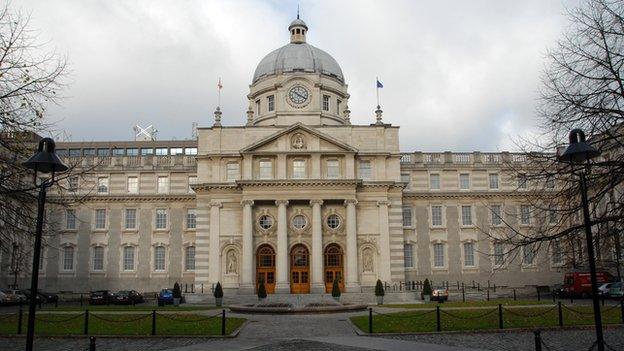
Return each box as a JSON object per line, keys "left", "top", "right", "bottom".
{"left": 0, "top": 18, "right": 572, "bottom": 294}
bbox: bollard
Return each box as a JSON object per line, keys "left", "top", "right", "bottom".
{"left": 84, "top": 309, "right": 89, "bottom": 335}
{"left": 457, "top": 281, "right": 460, "bottom": 290}
{"left": 152, "top": 310, "right": 156, "bottom": 335}
{"left": 436, "top": 306, "right": 441, "bottom": 332}
{"left": 537, "top": 288, "right": 541, "bottom": 302}
{"left": 201, "top": 283, "right": 204, "bottom": 294}
{"left": 487, "top": 289, "right": 490, "bottom": 301}
{"left": 513, "top": 289, "right": 517, "bottom": 301}
{"left": 89, "top": 336, "right": 96, "bottom": 351}
{"left": 478, "top": 283, "right": 481, "bottom": 291}
{"left": 534, "top": 330, "right": 542, "bottom": 351}
{"left": 221, "top": 309, "right": 226, "bottom": 336}
{"left": 558, "top": 302, "right": 563, "bottom": 327}
{"left": 185, "top": 283, "right": 188, "bottom": 294}
{"left": 462, "top": 284, "right": 466, "bottom": 303}
{"left": 17, "top": 306, "right": 23, "bottom": 334}
{"left": 498, "top": 304, "right": 503, "bottom": 329}
{"left": 191, "top": 283, "right": 195, "bottom": 293}
{"left": 368, "top": 308, "right": 373, "bottom": 333}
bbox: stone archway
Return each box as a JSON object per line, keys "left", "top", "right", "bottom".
{"left": 290, "top": 244, "right": 310, "bottom": 294}
{"left": 256, "top": 244, "right": 276, "bottom": 294}
{"left": 324, "top": 244, "right": 344, "bottom": 293}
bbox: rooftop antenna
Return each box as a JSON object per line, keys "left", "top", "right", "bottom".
{"left": 133, "top": 124, "right": 158, "bottom": 141}
{"left": 297, "top": 4, "right": 300, "bottom": 19}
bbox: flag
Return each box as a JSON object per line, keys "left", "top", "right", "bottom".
{"left": 217, "top": 77, "right": 223, "bottom": 90}
{"left": 376, "top": 79, "right": 383, "bottom": 88}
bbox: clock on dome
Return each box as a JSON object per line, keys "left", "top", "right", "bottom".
{"left": 287, "top": 85, "right": 309, "bottom": 107}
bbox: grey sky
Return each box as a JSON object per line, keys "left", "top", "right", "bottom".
{"left": 20, "top": 0, "right": 577, "bottom": 151}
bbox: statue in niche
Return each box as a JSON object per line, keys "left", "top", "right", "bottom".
{"left": 362, "top": 248, "right": 374, "bottom": 272}
{"left": 292, "top": 133, "right": 305, "bottom": 149}
{"left": 226, "top": 250, "right": 238, "bottom": 274}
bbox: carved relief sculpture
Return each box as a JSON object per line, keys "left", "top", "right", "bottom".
{"left": 227, "top": 250, "right": 238, "bottom": 274}
{"left": 362, "top": 248, "right": 374, "bottom": 272}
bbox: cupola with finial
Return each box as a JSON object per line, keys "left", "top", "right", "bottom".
{"left": 289, "top": 11, "right": 308, "bottom": 44}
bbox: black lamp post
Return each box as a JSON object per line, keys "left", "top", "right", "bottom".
{"left": 557, "top": 129, "right": 604, "bottom": 351}
{"left": 22, "top": 137, "right": 67, "bottom": 351}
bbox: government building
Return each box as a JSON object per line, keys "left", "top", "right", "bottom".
{"left": 2, "top": 18, "right": 571, "bottom": 295}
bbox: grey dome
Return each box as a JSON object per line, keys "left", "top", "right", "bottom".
{"left": 289, "top": 18, "right": 308, "bottom": 30}
{"left": 252, "top": 42, "right": 344, "bottom": 84}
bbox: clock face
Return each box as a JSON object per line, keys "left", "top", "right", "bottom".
{"left": 288, "top": 85, "right": 309, "bottom": 105}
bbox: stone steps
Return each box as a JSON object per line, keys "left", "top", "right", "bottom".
{"left": 186, "top": 291, "right": 420, "bottom": 305}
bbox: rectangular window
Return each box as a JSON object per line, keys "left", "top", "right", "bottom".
{"left": 97, "top": 148, "right": 110, "bottom": 157}
{"left": 326, "top": 159, "right": 340, "bottom": 179}
{"left": 155, "top": 148, "right": 168, "bottom": 156}
{"left": 523, "top": 245, "right": 536, "bottom": 265}
{"left": 433, "top": 243, "right": 445, "bottom": 267}
{"left": 267, "top": 95, "right": 275, "bottom": 112}
{"left": 431, "top": 205, "right": 443, "bottom": 226}
{"left": 255, "top": 99, "right": 261, "bottom": 115}
{"left": 461, "top": 205, "right": 472, "bottom": 226}
{"left": 491, "top": 205, "right": 502, "bottom": 225}
{"left": 322, "top": 95, "right": 330, "bottom": 111}
{"left": 63, "top": 246, "right": 74, "bottom": 271}
{"left": 402, "top": 207, "right": 413, "bottom": 227}
{"left": 154, "top": 246, "right": 166, "bottom": 271}
{"left": 95, "top": 209, "right": 106, "bottom": 229}
{"left": 489, "top": 173, "right": 499, "bottom": 189}
{"left": 125, "top": 209, "right": 137, "bottom": 230}
{"left": 403, "top": 244, "right": 413, "bottom": 268}
{"left": 292, "top": 160, "right": 306, "bottom": 179}
{"left": 68, "top": 176, "right": 79, "bottom": 192}
{"left": 123, "top": 246, "right": 135, "bottom": 271}
{"left": 112, "top": 148, "right": 125, "bottom": 156}
{"left": 518, "top": 174, "right": 527, "bottom": 189}
{"left": 69, "top": 148, "right": 81, "bottom": 157}
{"left": 184, "top": 147, "right": 198, "bottom": 155}
{"left": 226, "top": 163, "right": 239, "bottom": 181}
{"left": 552, "top": 241, "right": 563, "bottom": 265}
{"left": 359, "top": 160, "right": 372, "bottom": 180}
{"left": 155, "top": 209, "right": 168, "bottom": 229}
{"left": 141, "top": 148, "right": 154, "bottom": 156}
{"left": 66, "top": 209, "right": 76, "bottom": 230}
{"left": 188, "top": 176, "right": 197, "bottom": 193}
{"left": 186, "top": 209, "right": 197, "bottom": 229}
{"left": 83, "top": 148, "right": 95, "bottom": 156}
{"left": 259, "top": 160, "right": 273, "bottom": 179}
{"left": 464, "top": 242, "right": 475, "bottom": 266}
{"left": 126, "top": 148, "right": 138, "bottom": 156}
{"left": 157, "top": 176, "right": 169, "bottom": 194}
{"left": 459, "top": 173, "right": 470, "bottom": 190}
{"left": 185, "top": 246, "right": 196, "bottom": 271}
{"left": 494, "top": 242, "right": 505, "bottom": 266}
{"left": 127, "top": 176, "right": 138, "bottom": 194}
{"left": 97, "top": 177, "right": 109, "bottom": 194}
{"left": 92, "top": 247, "right": 104, "bottom": 271}
{"left": 430, "top": 174, "right": 440, "bottom": 190}
{"left": 520, "top": 205, "right": 530, "bottom": 225}
{"left": 170, "top": 147, "right": 183, "bottom": 155}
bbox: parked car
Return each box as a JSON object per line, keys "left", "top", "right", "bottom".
{"left": 608, "top": 282, "right": 623, "bottom": 299}
{"left": 114, "top": 290, "right": 144, "bottom": 305}
{"left": 552, "top": 284, "right": 566, "bottom": 298}
{"left": 157, "top": 289, "right": 185, "bottom": 305}
{"left": 0, "top": 289, "right": 14, "bottom": 305}
{"left": 598, "top": 283, "right": 613, "bottom": 297}
{"left": 37, "top": 290, "right": 58, "bottom": 304}
{"left": 431, "top": 286, "right": 449, "bottom": 302}
{"left": 562, "top": 271, "right": 613, "bottom": 298}
{"left": 88, "top": 290, "right": 114, "bottom": 305}
{"left": 20, "top": 289, "right": 44, "bottom": 304}
{"left": 8, "top": 290, "right": 27, "bottom": 303}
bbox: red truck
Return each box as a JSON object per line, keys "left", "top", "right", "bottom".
{"left": 562, "top": 271, "right": 613, "bottom": 297}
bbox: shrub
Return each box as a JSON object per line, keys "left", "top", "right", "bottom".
{"left": 331, "top": 276, "right": 341, "bottom": 298}
{"left": 423, "top": 278, "right": 433, "bottom": 296}
{"left": 172, "top": 282, "right": 182, "bottom": 299}
{"left": 213, "top": 282, "right": 223, "bottom": 298}
{"left": 257, "top": 278, "right": 267, "bottom": 299}
{"left": 375, "top": 279, "right": 385, "bottom": 296}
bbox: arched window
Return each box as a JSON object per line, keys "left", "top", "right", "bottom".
{"left": 257, "top": 245, "right": 275, "bottom": 267}
{"left": 154, "top": 246, "right": 166, "bottom": 271}
{"left": 291, "top": 245, "right": 309, "bottom": 267}
{"left": 324, "top": 244, "right": 342, "bottom": 267}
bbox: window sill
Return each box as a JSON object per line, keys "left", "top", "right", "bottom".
{"left": 184, "top": 228, "right": 197, "bottom": 232}
{"left": 90, "top": 271, "right": 106, "bottom": 275}
{"left": 92, "top": 229, "right": 108, "bottom": 233}
{"left": 429, "top": 226, "right": 446, "bottom": 230}
{"left": 122, "top": 229, "right": 139, "bottom": 233}
{"left": 63, "top": 229, "right": 78, "bottom": 233}
{"left": 460, "top": 225, "right": 475, "bottom": 229}
{"left": 153, "top": 229, "right": 170, "bottom": 233}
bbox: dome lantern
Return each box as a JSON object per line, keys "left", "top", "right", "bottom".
{"left": 289, "top": 15, "right": 308, "bottom": 44}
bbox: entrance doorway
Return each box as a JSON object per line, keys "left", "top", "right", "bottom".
{"left": 324, "top": 244, "right": 344, "bottom": 293}
{"left": 290, "top": 244, "right": 310, "bottom": 293}
{"left": 256, "top": 245, "right": 275, "bottom": 294}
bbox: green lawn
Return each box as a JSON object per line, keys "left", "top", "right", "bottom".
{"left": 0, "top": 312, "right": 245, "bottom": 336}
{"left": 351, "top": 305, "right": 624, "bottom": 333}
{"left": 380, "top": 299, "right": 553, "bottom": 309}
{"left": 39, "top": 304, "right": 221, "bottom": 312}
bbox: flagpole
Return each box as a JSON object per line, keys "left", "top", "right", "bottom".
{"left": 376, "top": 77, "right": 380, "bottom": 107}
{"left": 218, "top": 77, "right": 222, "bottom": 108}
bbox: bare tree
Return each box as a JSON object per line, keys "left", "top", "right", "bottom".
{"left": 485, "top": 0, "right": 624, "bottom": 279}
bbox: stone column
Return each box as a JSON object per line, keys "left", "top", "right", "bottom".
{"left": 240, "top": 200, "right": 254, "bottom": 294}
{"left": 310, "top": 199, "right": 324, "bottom": 293}
{"left": 345, "top": 199, "right": 360, "bottom": 292}
{"left": 275, "top": 200, "right": 290, "bottom": 293}
{"left": 377, "top": 200, "right": 392, "bottom": 282}
{"left": 208, "top": 201, "right": 222, "bottom": 286}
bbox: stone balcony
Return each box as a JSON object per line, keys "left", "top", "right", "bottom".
{"left": 65, "top": 155, "right": 197, "bottom": 171}
{"left": 400, "top": 151, "right": 528, "bottom": 167}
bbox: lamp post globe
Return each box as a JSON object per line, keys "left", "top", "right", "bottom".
{"left": 21, "top": 137, "right": 67, "bottom": 351}
{"left": 558, "top": 128, "right": 604, "bottom": 351}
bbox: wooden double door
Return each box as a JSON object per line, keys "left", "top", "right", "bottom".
{"left": 290, "top": 244, "right": 310, "bottom": 294}
{"left": 256, "top": 245, "right": 275, "bottom": 294}
{"left": 324, "top": 244, "right": 344, "bottom": 293}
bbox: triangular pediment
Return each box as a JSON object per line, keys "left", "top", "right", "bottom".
{"left": 240, "top": 123, "right": 358, "bottom": 153}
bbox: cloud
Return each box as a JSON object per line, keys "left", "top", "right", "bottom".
{"left": 19, "top": 0, "right": 575, "bottom": 151}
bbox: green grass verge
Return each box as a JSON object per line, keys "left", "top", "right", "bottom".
{"left": 0, "top": 312, "right": 245, "bottom": 336}
{"left": 380, "top": 299, "right": 553, "bottom": 309}
{"left": 351, "top": 305, "right": 624, "bottom": 333}
{"left": 39, "top": 304, "right": 221, "bottom": 312}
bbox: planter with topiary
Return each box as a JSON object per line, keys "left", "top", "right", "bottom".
{"left": 422, "top": 279, "right": 432, "bottom": 302}
{"left": 331, "top": 276, "right": 341, "bottom": 302}
{"left": 257, "top": 278, "right": 267, "bottom": 302}
{"left": 173, "top": 282, "right": 182, "bottom": 306}
{"left": 214, "top": 282, "right": 224, "bottom": 307}
{"left": 375, "top": 279, "right": 385, "bottom": 305}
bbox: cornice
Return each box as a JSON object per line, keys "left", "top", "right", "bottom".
{"left": 401, "top": 190, "right": 545, "bottom": 199}
{"left": 237, "top": 179, "right": 362, "bottom": 188}
{"left": 49, "top": 194, "right": 196, "bottom": 203}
